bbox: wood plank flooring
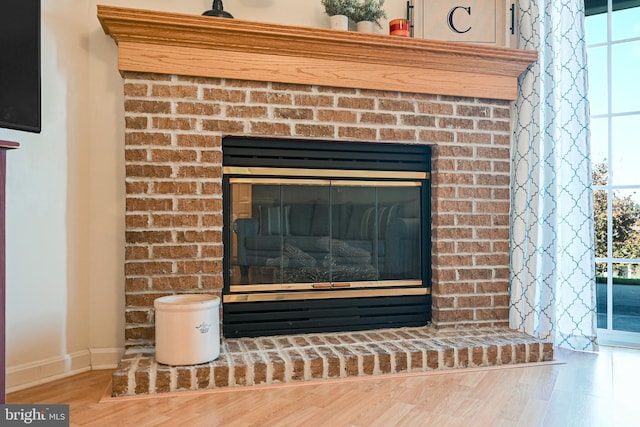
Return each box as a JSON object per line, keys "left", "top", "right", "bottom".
{"left": 7, "top": 346, "right": 639, "bottom": 427}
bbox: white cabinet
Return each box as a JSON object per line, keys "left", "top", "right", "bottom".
{"left": 410, "top": 0, "right": 517, "bottom": 47}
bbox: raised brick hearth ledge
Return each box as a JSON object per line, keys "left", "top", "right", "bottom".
{"left": 112, "top": 327, "right": 553, "bottom": 397}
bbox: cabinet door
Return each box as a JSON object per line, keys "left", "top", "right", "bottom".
{"left": 411, "top": 0, "right": 517, "bottom": 47}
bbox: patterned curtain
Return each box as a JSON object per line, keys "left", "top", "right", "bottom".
{"left": 510, "top": 0, "right": 598, "bottom": 351}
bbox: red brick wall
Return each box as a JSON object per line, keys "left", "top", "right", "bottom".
{"left": 122, "top": 72, "right": 512, "bottom": 347}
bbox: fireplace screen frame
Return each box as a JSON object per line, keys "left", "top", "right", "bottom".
{"left": 222, "top": 137, "right": 432, "bottom": 337}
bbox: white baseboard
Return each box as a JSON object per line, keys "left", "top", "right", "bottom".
{"left": 598, "top": 329, "right": 640, "bottom": 349}
{"left": 90, "top": 347, "right": 125, "bottom": 370}
{"left": 6, "top": 347, "right": 125, "bottom": 394}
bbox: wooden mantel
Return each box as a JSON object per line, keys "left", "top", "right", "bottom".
{"left": 97, "top": 5, "right": 537, "bottom": 101}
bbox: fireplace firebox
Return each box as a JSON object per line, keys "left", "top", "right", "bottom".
{"left": 222, "top": 137, "right": 432, "bottom": 337}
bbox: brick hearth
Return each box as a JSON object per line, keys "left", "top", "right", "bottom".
{"left": 112, "top": 326, "right": 553, "bottom": 396}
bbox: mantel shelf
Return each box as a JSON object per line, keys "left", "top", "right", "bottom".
{"left": 97, "top": 5, "right": 537, "bottom": 100}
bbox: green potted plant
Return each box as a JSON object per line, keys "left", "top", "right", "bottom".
{"left": 321, "top": 0, "right": 358, "bottom": 30}
{"left": 352, "top": 0, "right": 387, "bottom": 32}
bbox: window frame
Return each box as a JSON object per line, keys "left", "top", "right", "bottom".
{"left": 587, "top": 0, "right": 640, "bottom": 347}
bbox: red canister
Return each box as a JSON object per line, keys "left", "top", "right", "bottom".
{"left": 389, "top": 19, "right": 410, "bottom": 37}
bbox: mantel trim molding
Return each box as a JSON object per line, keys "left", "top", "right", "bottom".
{"left": 97, "top": 5, "right": 537, "bottom": 100}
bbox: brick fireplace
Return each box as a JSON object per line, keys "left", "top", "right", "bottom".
{"left": 122, "top": 73, "right": 514, "bottom": 346}
{"left": 98, "top": 6, "right": 547, "bottom": 396}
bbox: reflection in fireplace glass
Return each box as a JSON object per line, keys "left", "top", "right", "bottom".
{"left": 230, "top": 178, "right": 422, "bottom": 288}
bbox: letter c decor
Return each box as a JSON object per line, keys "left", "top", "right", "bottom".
{"left": 447, "top": 6, "right": 472, "bottom": 34}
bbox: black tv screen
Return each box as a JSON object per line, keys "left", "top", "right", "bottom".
{"left": 0, "top": 0, "right": 41, "bottom": 133}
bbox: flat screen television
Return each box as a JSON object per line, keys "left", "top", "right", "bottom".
{"left": 0, "top": 0, "right": 41, "bottom": 133}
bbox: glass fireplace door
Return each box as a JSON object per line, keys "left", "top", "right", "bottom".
{"left": 228, "top": 175, "right": 423, "bottom": 292}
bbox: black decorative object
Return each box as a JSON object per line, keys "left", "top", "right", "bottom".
{"left": 202, "top": 0, "right": 234, "bottom": 18}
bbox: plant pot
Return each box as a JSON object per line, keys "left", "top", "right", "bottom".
{"left": 356, "top": 21, "right": 376, "bottom": 33}
{"left": 329, "top": 14, "right": 349, "bottom": 31}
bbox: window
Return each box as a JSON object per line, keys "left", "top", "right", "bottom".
{"left": 586, "top": 0, "right": 640, "bottom": 345}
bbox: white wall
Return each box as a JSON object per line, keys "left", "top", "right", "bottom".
{"left": 1, "top": 0, "right": 408, "bottom": 391}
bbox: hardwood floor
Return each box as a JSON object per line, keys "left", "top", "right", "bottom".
{"left": 7, "top": 345, "right": 639, "bottom": 427}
